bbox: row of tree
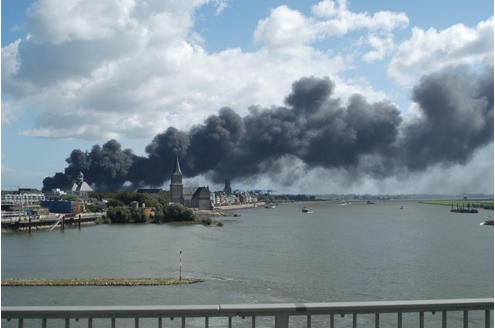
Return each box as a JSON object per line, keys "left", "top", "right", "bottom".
{"left": 106, "top": 203, "right": 196, "bottom": 223}
{"left": 90, "top": 191, "right": 197, "bottom": 224}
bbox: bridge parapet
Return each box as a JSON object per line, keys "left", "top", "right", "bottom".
{"left": 2, "top": 298, "right": 493, "bottom": 328}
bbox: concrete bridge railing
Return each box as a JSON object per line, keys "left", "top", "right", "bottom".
{"left": 2, "top": 298, "right": 493, "bottom": 328}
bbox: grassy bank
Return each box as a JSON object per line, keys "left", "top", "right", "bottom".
{"left": 2, "top": 277, "right": 202, "bottom": 287}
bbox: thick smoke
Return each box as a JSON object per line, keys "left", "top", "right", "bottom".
{"left": 399, "top": 66, "right": 494, "bottom": 170}
{"left": 42, "top": 65, "right": 493, "bottom": 191}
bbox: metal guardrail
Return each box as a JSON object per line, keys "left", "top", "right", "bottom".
{"left": 2, "top": 298, "right": 493, "bottom": 328}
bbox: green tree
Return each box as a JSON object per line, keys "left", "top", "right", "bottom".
{"left": 107, "top": 198, "right": 124, "bottom": 207}
{"left": 159, "top": 204, "right": 196, "bottom": 223}
{"left": 85, "top": 203, "right": 98, "bottom": 213}
{"left": 130, "top": 208, "right": 147, "bottom": 223}
{"left": 107, "top": 206, "right": 130, "bottom": 223}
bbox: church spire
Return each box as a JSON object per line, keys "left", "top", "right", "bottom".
{"left": 170, "top": 155, "right": 184, "bottom": 204}
{"left": 173, "top": 154, "right": 182, "bottom": 175}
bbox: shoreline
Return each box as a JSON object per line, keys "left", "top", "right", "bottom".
{"left": 214, "top": 202, "right": 266, "bottom": 211}
{"left": 2, "top": 277, "right": 202, "bottom": 287}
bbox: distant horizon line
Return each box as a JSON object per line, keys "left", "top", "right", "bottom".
{"left": 1, "top": 186, "right": 493, "bottom": 199}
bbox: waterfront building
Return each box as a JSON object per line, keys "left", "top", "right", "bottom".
{"left": 40, "top": 200, "right": 84, "bottom": 214}
{"left": 169, "top": 157, "right": 213, "bottom": 210}
{"left": 1, "top": 189, "right": 45, "bottom": 206}
{"left": 191, "top": 187, "right": 213, "bottom": 210}
{"left": 182, "top": 187, "right": 197, "bottom": 207}
{"left": 224, "top": 178, "right": 232, "bottom": 195}
{"left": 70, "top": 172, "right": 93, "bottom": 198}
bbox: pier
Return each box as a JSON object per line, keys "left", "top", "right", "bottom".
{"left": 1, "top": 213, "right": 104, "bottom": 233}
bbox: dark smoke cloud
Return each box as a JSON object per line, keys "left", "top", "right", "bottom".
{"left": 43, "top": 140, "right": 136, "bottom": 191}
{"left": 42, "top": 65, "right": 493, "bottom": 192}
{"left": 399, "top": 65, "right": 494, "bottom": 170}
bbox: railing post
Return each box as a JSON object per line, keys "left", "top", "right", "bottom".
{"left": 275, "top": 313, "right": 289, "bottom": 328}
{"left": 397, "top": 312, "right": 402, "bottom": 328}
{"left": 463, "top": 310, "right": 468, "bottom": 328}
{"left": 485, "top": 309, "right": 491, "bottom": 328}
{"left": 442, "top": 311, "right": 447, "bottom": 328}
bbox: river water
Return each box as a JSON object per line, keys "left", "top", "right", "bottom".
{"left": 2, "top": 201, "right": 493, "bottom": 326}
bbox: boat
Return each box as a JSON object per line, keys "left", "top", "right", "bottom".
{"left": 301, "top": 207, "right": 314, "bottom": 214}
{"left": 366, "top": 200, "right": 375, "bottom": 204}
{"left": 480, "top": 220, "right": 494, "bottom": 226}
{"left": 265, "top": 203, "right": 276, "bottom": 209}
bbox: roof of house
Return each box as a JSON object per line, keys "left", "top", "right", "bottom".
{"left": 72, "top": 181, "right": 93, "bottom": 193}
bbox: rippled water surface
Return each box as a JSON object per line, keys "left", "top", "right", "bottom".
{"left": 2, "top": 201, "right": 493, "bottom": 309}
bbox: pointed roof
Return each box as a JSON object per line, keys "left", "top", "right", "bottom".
{"left": 173, "top": 155, "right": 182, "bottom": 175}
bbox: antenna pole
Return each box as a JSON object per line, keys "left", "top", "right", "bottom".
{"left": 179, "top": 250, "right": 182, "bottom": 280}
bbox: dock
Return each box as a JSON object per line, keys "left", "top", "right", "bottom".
{"left": 1, "top": 213, "right": 104, "bottom": 233}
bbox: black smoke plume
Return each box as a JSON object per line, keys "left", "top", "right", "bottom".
{"left": 42, "top": 65, "right": 493, "bottom": 192}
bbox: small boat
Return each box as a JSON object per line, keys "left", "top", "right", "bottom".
{"left": 366, "top": 201, "right": 375, "bottom": 204}
{"left": 233, "top": 213, "right": 241, "bottom": 217}
{"left": 480, "top": 220, "right": 494, "bottom": 226}
{"left": 400, "top": 206, "right": 404, "bottom": 210}
{"left": 265, "top": 203, "right": 276, "bottom": 209}
{"left": 302, "top": 207, "right": 314, "bottom": 214}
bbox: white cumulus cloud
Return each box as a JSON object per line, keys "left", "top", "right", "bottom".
{"left": 4, "top": 0, "right": 394, "bottom": 141}
{"left": 389, "top": 18, "right": 494, "bottom": 83}
{"left": 254, "top": 5, "right": 317, "bottom": 52}
{"left": 312, "top": 0, "right": 409, "bottom": 36}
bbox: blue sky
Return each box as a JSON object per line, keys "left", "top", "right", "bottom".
{"left": 1, "top": 0, "right": 493, "bottom": 194}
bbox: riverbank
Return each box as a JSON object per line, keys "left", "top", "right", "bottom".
{"left": 191, "top": 202, "right": 266, "bottom": 220}
{"left": 2, "top": 277, "right": 202, "bottom": 287}
{"left": 214, "top": 202, "right": 266, "bottom": 211}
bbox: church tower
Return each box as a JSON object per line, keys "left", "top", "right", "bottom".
{"left": 170, "top": 156, "right": 184, "bottom": 204}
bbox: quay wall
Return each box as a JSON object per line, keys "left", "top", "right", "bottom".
{"left": 1, "top": 213, "right": 103, "bottom": 233}
{"left": 214, "top": 202, "right": 266, "bottom": 211}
